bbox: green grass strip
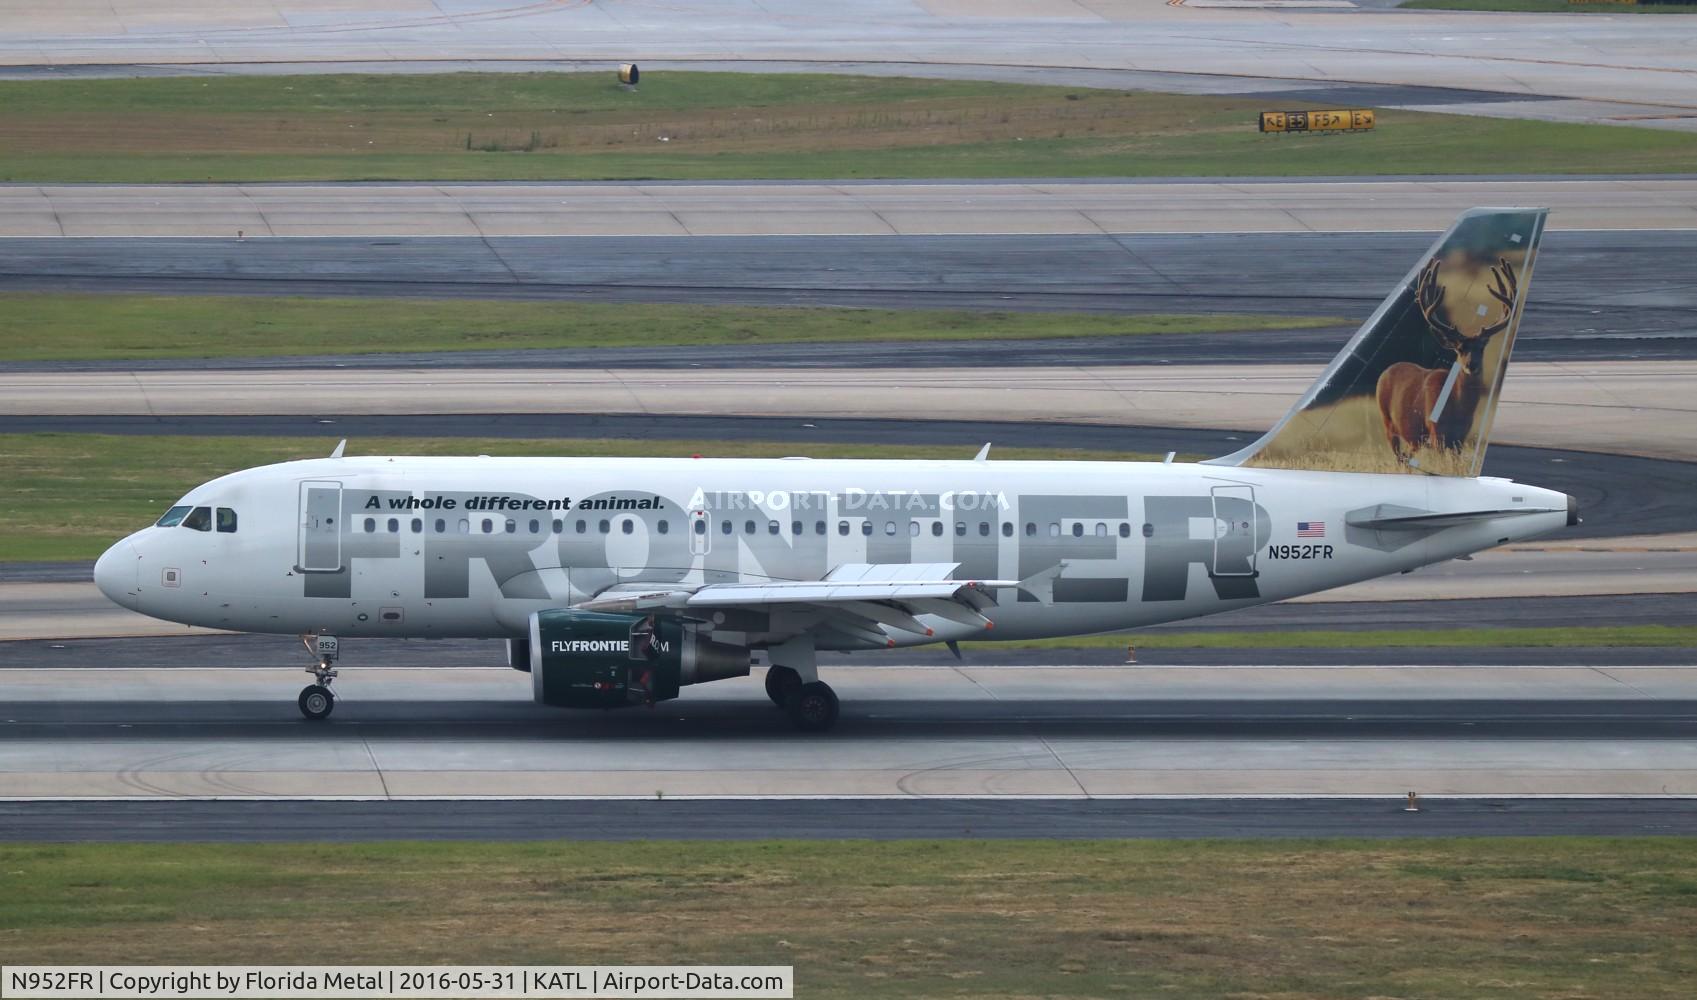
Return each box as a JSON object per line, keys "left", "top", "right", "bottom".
{"left": 2, "top": 72, "right": 1696, "bottom": 182}
{"left": 0, "top": 293, "right": 1339, "bottom": 362}
{"left": 3, "top": 838, "right": 1697, "bottom": 998}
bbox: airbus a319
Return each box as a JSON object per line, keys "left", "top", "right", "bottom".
{"left": 95, "top": 209, "right": 1576, "bottom": 732}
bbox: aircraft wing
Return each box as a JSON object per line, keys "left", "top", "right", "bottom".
{"left": 573, "top": 561, "right": 1063, "bottom": 646}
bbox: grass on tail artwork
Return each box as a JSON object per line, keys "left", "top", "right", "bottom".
{"left": 1241, "top": 209, "right": 1543, "bottom": 476}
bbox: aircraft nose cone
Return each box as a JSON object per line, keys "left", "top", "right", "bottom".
{"left": 93, "top": 538, "right": 140, "bottom": 608}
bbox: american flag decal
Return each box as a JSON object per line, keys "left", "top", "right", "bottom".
{"left": 1297, "top": 521, "right": 1326, "bottom": 538}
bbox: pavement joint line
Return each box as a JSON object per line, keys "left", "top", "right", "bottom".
{"left": 9, "top": 228, "right": 1697, "bottom": 240}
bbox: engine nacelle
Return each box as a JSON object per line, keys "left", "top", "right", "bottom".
{"left": 527, "top": 609, "right": 751, "bottom": 709}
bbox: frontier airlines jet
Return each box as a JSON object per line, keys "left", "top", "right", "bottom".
{"left": 95, "top": 209, "right": 1575, "bottom": 731}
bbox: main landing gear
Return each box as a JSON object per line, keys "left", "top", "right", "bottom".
{"left": 764, "top": 665, "right": 839, "bottom": 733}
{"left": 298, "top": 634, "right": 339, "bottom": 721}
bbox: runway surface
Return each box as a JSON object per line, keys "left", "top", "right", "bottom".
{"left": 3, "top": 665, "right": 1695, "bottom": 807}
{"left": 6, "top": 362, "right": 1689, "bottom": 461}
{"left": 4, "top": 228, "right": 1695, "bottom": 367}
{"left": 3, "top": 1, "right": 1695, "bottom": 128}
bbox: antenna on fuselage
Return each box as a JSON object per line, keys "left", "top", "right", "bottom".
{"left": 329, "top": 439, "right": 347, "bottom": 459}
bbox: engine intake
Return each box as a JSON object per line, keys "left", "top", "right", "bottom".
{"left": 527, "top": 609, "right": 750, "bottom": 709}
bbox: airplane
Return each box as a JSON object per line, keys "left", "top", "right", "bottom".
{"left": 94, "top": 208, "right": 1576, "bottom": 732}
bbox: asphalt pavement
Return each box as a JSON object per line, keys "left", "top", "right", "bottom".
{"left": 4, "top": 798, "right": 1694, "bottom": 842}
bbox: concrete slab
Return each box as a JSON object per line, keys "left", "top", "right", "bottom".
{"left": 4, "top": 179, "right": 1695, "bottom": 239}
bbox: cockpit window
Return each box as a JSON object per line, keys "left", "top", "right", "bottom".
{"left": 216, "top": 508, "right": 238, "bottom": 533}
{"left": 182, "top": 506, "right": 212, "bottom": 531}
{"left": 155, "top": 505, "right": 191, "bottom": 527}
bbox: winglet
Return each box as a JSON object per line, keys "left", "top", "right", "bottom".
{"left": 329, "top": 439, "right": 347, "bottom": 459}
{"left": 1016, "top": 560, "right": 1068, "bottom": 605}
{"left": 973, "top": 442, "right": 991, "bottom": 462}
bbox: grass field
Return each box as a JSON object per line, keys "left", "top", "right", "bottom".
{"left": 0, "top": 434, "right": 1166, "bottom": 562}
{"left": 2, "top": 72, "right": 1696, "bottom": 182}
{"left": 0, "top": 292, "right": 1335, "bottom": 363}
{"left": 3, "top": 838, "right": 1695, "bottom": 997}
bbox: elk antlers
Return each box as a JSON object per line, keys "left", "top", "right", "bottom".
{"left": 1415, "top": 255, "right": 1519, "bottom": 350}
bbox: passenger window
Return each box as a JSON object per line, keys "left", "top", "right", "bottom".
{"left": 1002, "top": 522, "right": 1013, "bottom": 537}
{"left": 909, "top": 520, "right": 920, "bottom": 537}
{"left": 529, "top": 519, "right": 540, "bottom": 533}
{"left": 155, "top": 505, "right": 191, "bottom": 528}
{"left": 816, "top": 520, "right": 826, "bottom": 535}
{"left": 931, "top": 521, "right": 943, "bottom": 537}
{"left": 860, "top": 521, "right": 872, "bottom": 536}
{"left": 1025, "top": 522, "right": 1036, "bottom": 537}
{"left": 216, "top": 508, "right": 238, "bottom": 534}
{"left": 411, "top": 518, "right": 422, "bottom": 533}
{"left": 599, "top": 519, "right": 610, "bottom": 534}
{"left": 388, "top": 518, "right": 399, "bottom": 533}
{"left": 694, "top": 519, "right": 707, "bottom": 536}
{"left": 482, "top": 518, "right": 494, "bottom": 534}
{"left": 954, "top": 521, "right": 966, "bottom": 537}
{"left": 434, "top": 518, "right": 445, "bottom": 533}
{"left": 1095, "top": 522, "right": 1107, "bottom": 537}
{"left": 1119, "top": 523, "right": 1131, "bottom": 538}
{"left": 793, "top": 520, "right": 803, "bottom": 536}
{"left": 838, "top": 521, "right": 850, "bottom": 536}
{"left": 979, "top": 522, "right": 990, "bottom": 537}
{"left": 744, "top": 520, "right": 756, "bottom": 535}
{"left": 457, "top": 518, "right": 470, "bottom": 534}
{"left": 658, "top": 520, "right": 669, "bottom": 535}
{"left": 768, "top": 520, "right": 780, "bottom": 535}
{"left": 1048, "top": 523, "right": 1060, "bottom": 538}
{"left": 1143, "top": 523, "right": 1155, "bottom": 538}
{"left": 363, "top": 517, "right": 376, "bottom": 533}
{"left": 721, "top": 519, "right": 732, "bottom": 535}
{"left": 182, "top": 507, "right": 213, "bottom": 531}
{"left": 576, "top": 519, "right": 587, "bottom": 534}
{"left": 622, "top": 519, "right": 634, "bottom": 535}
{"left": 885, "top": 521, "right": 897, "bottom": 536}
{"left": 552, "top": 519, "right": 563, "bottom": 534}
{"left": 1072, "top": 523, "right": 1084, "bottom": 538}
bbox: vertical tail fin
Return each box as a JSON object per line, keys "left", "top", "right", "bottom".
{"left": 1212, "top": 207, "right": 1547, "bottom": 477}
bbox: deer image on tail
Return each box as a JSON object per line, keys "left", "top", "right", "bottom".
{"left": 1375, "top": 255, "right": 1518, "bottom": 466}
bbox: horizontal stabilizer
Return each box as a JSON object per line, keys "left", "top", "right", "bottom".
{"left": 1346, "top": 505, "right": 1565, "bottom": 531}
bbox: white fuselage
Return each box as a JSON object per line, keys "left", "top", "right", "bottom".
{"left": 93, "top": 455, "right": 1572, "bottom": 647}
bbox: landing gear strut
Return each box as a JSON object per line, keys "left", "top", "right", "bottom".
{"left": 298, "top": 634, "right": 339, "bottom": 720}
{"left": 765, "top": 638, "right": 837, "bottom": 732}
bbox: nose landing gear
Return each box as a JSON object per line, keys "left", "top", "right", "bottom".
{"left": 298, "top": 634, "right": 340, "bottom": 721}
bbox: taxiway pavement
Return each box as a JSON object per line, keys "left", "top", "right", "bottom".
{"left": 3, "top": 180, "right": 1694, "bottom": 238}
{"left": 5, "top": 798, "right": 1695, "bottom": 842}
{"left": 2, "top": 665, "right": 1695, "bottom": 805}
